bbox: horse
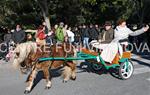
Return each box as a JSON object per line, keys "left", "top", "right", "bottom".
{"left": 13, "top": 42, "right": 77, "bottom": 94}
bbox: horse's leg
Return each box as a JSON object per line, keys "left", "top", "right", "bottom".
{"left": 67, "top": 62, "right": 76, "bottom": 80}
{"left": 43, "top": 67, "right": 52, "bottom": 89}
{"left": 24, "top": 67, "right": 37, "bottom": 94}
{"left": 62, "top": 65, "right": 72, "bottom": 83}
{"left": 70, "top": 63, "right": 76, "bottom": 80}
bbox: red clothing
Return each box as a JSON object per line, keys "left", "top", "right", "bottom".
{"left": 37, "top": 30, "right": 46, "bottom": 40}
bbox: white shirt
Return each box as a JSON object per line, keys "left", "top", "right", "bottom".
{"left": 66, "top": 30, "right": 75, "bottom": 42}
{"left": 114, "top": 26, "right": 132, "bottom": 40}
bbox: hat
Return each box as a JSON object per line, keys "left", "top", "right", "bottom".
{"left": 104, "top": 21, "right": 112, "bottom": 26}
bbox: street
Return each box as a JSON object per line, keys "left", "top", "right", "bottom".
{"left": 0, "top": 54, "right": 150, "bottom": 95}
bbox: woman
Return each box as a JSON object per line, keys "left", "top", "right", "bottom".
{"left": 114, "top": 19, "right": 149, "bottom": 51}
{"left": 100, "top": 19, "right": 149, "bottom": 63}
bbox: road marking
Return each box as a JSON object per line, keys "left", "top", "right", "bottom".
{"left": 134, "top": 67, "right": 150, "bottom": 75}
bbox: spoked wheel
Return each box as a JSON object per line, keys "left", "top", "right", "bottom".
{"left": 119, "top": 60, "right": 134, "bottom": 80}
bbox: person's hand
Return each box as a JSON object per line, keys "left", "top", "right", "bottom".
{"left": 143, "top": 25, "right": 149, "bottom": 32}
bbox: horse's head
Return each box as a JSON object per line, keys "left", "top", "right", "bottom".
{"left": 12, "top": 42, "right": 37, "bottom": 73}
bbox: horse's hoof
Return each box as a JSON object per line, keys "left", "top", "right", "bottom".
{"left": 45, "top": 86, "right": 51, "bottom": 89}
{"left": 24, "top": 90, "right": 30, "bottom": 94}
{"left": 63, "top": 80, "right": 68, "bottom": 83}
{"left": 71, "top": 76, "right": 76, "bottom": 81}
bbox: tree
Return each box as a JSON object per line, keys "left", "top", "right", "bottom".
{"left": 0, "top": 0, "right": 150, "bottom": 27}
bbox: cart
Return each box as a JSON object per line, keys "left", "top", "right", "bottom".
{"left": 38, "top": 48, "right": 134, "bottom": 80}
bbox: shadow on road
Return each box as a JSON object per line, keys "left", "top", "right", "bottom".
{"left": 131, "top": 58, "right": 150, "bottom": 67}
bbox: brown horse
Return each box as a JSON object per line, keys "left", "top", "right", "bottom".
{"left": 23, "top": 43, "right": 77, "bottom": 94}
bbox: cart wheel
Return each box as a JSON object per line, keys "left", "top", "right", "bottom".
{"left": 91, "top": 63, "right": 103, "bottom": 71}
{"left": 119, "top": 60, "right": 134, "bottom": 80}
{"left": 109, "top": 66, "right": 122, "bottom": 79}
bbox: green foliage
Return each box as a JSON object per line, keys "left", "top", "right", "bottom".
{"left": 0, "top": 0, "right": 150, "bottom": 27}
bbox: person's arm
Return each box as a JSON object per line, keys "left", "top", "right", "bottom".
{"left": 21, "top": 30, "right": 26, "bottom": 42}
{"left": 114, "top": 28, "right": 120, "bottom": 38}
{"left": 129, "top": 25, "right": 149, "bottom": 36}
{"left": 102, "top": 31, "right": 106, "bottom": 41}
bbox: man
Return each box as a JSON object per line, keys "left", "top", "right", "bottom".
{"left": 88, "top": 24, "right": 99, "bottom": 41}
{"left": 81, "top": 25, "right": 90, "bottom": 49}
{"left": 100, "top": 21, "right": 114, "bottom": 43}
{"left": 12, "top": 24, "right": 25, "bottom": 44}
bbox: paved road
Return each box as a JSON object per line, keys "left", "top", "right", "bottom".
{"left": 0, "top": 54, "right": 150, "bottom": 95}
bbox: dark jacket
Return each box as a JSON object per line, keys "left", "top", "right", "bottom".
{"left": 12, "top": 30, "right": 26, "bottom": 44}
{"left": 88, "top": 27, "right": 99, "bottom": 40}
{"left": 4, "top": 33, "right": 12, "bottom": 43}
{"left": 81, "top": 28, "right": 90, "bottom": 38}
{"left": 74, "top": 30, "right": 81, "bottom": 42}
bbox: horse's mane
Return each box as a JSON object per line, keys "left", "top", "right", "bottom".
{"left": 13, "top": 42, "right": 37, "bottom": 69}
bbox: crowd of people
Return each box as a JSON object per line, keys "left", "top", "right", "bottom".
{"left": 34, "top": 21, "right": 114, "bottom": 48}
{"left": 0, "top": 19, "right": 149, "bottom": 63}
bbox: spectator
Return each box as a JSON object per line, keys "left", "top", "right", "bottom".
{"left": 66, "top": 27, "right": 75, "bottom": 44}
{"left": 56, "top": 22, "right": 65, "bottom": 43}
{"left": 95, "top": 24, "right": 101, "bottom": 35}
{"left": 12, "top": 24, "right": 25, "bottom": 44}
{"left": 73, "top": 27, "right": 81, "bottom": 44}
{"left": 36, "top": 25, "right": 46, "bottom": 45}
{"left": 89, "top": 24, "right": 99, "bottom": 41}
{"left": 0, "top": 29, "right": 13, "bottom": 61}
{"left": 63, "top": 24, "right": 68, "bottom": 37}
{"left": 81, "top": 25, "right": 90, "bottom": 49}
{"left": 46, "top": 29, "right": 55, "bottom": 45}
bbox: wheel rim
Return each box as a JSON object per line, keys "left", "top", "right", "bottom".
{"left": 120, "top": 61, "right": 133, "bottom": 79}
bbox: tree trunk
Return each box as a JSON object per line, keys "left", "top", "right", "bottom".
{"left": 43, "top": 12, "right": 51, "bottom": 30}
{"left": 37, "top": 0, "right": 51, "bottom": 30}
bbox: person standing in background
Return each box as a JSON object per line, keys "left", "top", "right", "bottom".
{"left": 12, "top": 24, "right": 25, "bottom": 44}
{"left": 36, "top": 25, "right": 46, "bottom": 45}
{"left": 66, "top": 27, "right": 75, "bottom": 44}
{"left": 56, "top": 22, "right": 65, "bottom": 43}
{"left": 88, "top": 24, "right": 99, "bottom": 41}
{"left": 73, "top": 26, "right": 81, "bottom": 45}
{"left": 81, "top": 25, "right": 90, "bottom": 49}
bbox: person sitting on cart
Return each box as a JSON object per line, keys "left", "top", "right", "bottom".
{"left": 90, "top": 21, "right": 114, "bottom": 51}
{"left": 100, "top": 19, "right": 149, "bottom": 63}
{"left": 99, "top": 21, "right": 114, "bottom": 44}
